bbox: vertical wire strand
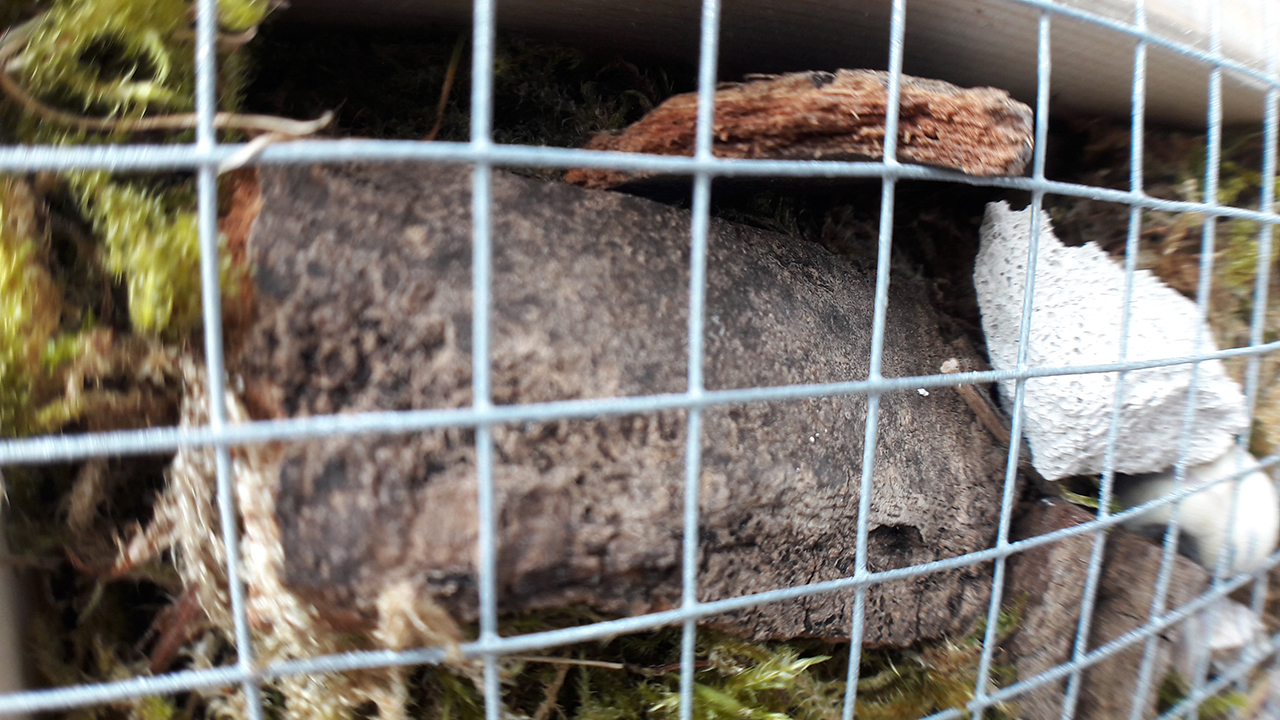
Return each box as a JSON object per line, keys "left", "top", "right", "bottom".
{"left": 970, "top": 13, "right": 1053, "bottom": 717}
{"left": 840, "top": 3, "right": 906, "bottom": 719}
{"left": 1113, "top": 3, "right": 1201, "bottom": 717}
{"left": 468, "top": 1, "right": 500, "bottom": 718}
{"left": 1186, "top": 0, "right": 1258, "bottom": 708}
{"left": 1182, "top": 0, "right": 1230, "bottom": 710}
{"left": 1246, "top": 0, "right": 1280, "bottom": 455}
{"left": 678, "top": 3, "right": 721, "bottom": 720}
{"left": 1059, "top": 4, "right": 1148, "bottom": 717}
{"left": 1245, "top": 0, "right": 1279, "bottom": 645}
{"left": 1130, "top": 2, "right": 1228, "bottom": 716}
{"left": 194, "top": 0, "right": 263, "bottom": 715}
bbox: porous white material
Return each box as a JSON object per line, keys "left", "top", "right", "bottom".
{"left": 974, "top": 201, "right": 1249, "bottom": 481}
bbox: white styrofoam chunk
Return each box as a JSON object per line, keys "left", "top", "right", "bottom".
{"left": 1117, "top": 446, "right": 1279, "bottom": 576}
{"left": 974, "top": 201, "right": 1248, "bottom": 480}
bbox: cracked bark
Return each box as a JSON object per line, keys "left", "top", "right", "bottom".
{"left": 564, "top": 69, "right": 1034, "bottom": 190}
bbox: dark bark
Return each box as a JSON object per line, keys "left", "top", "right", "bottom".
{"left": 235, "top": 163, "right": 1008, "bottom": 646}
{"left": 1077, "top": 530, "right": 1209, "bottom": 720}
{"left": 1004, "top": 500, "right": 1095, "bottom": 718}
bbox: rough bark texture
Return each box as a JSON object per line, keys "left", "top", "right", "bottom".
{"left": 1003, "top": 500, "right": 1095, "bottom": 720}
{"left": 1077, "top": 530, "right": 1210, "bottom": 720}
{"left": 563, "top": 69, "right": 1034, "bottom": 189}
{"left": 235, "top": 163, "right": 1007, "bottom": 646}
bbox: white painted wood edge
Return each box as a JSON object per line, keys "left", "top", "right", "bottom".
{"left": 285, "top": 0, "right": 1278, "bottom": 126}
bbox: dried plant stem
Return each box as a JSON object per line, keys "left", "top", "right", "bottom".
{"left": 507, "top": 654, "right": 710, "bottom": 678}
{"left": 532, "top": 662, "right": 570, "bottom": 720}
{"left": 170, "top": 26, "right": 259, "bottom": 48}
{"left": 424, "top": 30, "right": 466, "bottom": 142}
{"left": 940, "top": 358, "right": 1010, "bottom": 445}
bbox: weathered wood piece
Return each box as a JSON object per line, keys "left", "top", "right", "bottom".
{"left": 563, "top": 69, "right": 1034, "bottom": 189}
{"left": 1077, "top": 530, "right": 1209, "bottom": 720}
{"left": 1003, "top": 500, "right": 1094, "bottom": 719}
{"left": 234, "top": 163, "right": 1007, "bottom": 646}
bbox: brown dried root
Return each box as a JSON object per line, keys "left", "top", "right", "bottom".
{"left": 118, "top": 356, "right": 473, "bottom": 720}
{"left": 64, "top": 458, "right": 109, "bottom": 537}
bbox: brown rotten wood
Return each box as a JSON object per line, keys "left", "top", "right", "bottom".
{"left": 564, "top": 69, "right": 1034, "bottom": 188}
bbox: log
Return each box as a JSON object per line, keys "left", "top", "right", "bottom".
{"left": 233, "top": 162, "right": 1007, "bottom": 646}
{"left": 1003, "top": 500, "right": 1095, "bottom": 718}
{"left": 1077, "top": 529, "right": 1209, "bottom": 719}
{"left": 563, "top": 69, "right": 1034, "bottom": 189}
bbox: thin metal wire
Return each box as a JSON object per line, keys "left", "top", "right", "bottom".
{"left": 1119, "top": 0, "right": 1190, "bottom": 711}
{"left": 1246, "top": 0, "right": 1280, "bottom": 702}
{"left": 971, "top": 13, "right": 1053, "bottom": 717}
{"left": 1065, "top": 0, "right": 1147, "bottom": 715}
{"left": 678, "top": 1, "right": 721, "bottom": 718}
{"left": 840, "top": 2, "right": 907, "bottom": 718}
{"left": 1125, "top": 1, "right": 1229, "bottom": 714}
{"left": 3, "top": 0, "right": 1280, "bottom": 717}
{"left": 2, "top": 505, "right": 1278, "bottom": 717}
{"left": 1185, "top": 3, "right": 1252, "bottom": 714}
{"left": 5, "top": 539, "right": 1274, "bottom": 718}
{"left": 466, "top": 1, "right": 501, "bottom": 718}
{"left": 1157, "top": 633, "right": 1279, "bottom": 720}
{"left": 6, "top": 138, "right": 1280, "bottom": 228}
{"left": 192, "top": 0, "right": 262, "bottom": 715}
{"left": 3, "top": 342, "right": 1279, "bottom": 467}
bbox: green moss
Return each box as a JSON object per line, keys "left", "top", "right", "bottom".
{"left": 1218, "top": 218, "right": 1279, "bottom": 299}
{"left": 2, "top": 0, "right": 274, "bottom": 340}
{"left": 129, "top": 695, "right": 179, "bottom": 720}
{"left": 10, "top": 0, "right": 268, "bottom": 127}
{"left": 410, "top": 607, "right": 1020, "bottom": 720}
{"left": 218, "top": 0, "right": 270, "bottom": 34}
{"left": 11, "top": 0, "right": 193, "bottom": 126}
{"left": 1157, "top": 671, "right": 1247, "bottom": 720}
{"left": 0, "top": 176, "right": 65, "bottom": 437}
{"left": 67, "top": 171, "right": 208, "bottom": 335}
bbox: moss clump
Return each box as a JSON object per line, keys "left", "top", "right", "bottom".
{"left": 0, "top": 176, "right": 64, "bottom": 438}
{"left": 10, "top": 0, "right": 196, "bottom": 127}
{"left": 0, "top": 1, "right": 270, "bottom": 717}
{"left": 2, "top": 0, "right": 271, "bottom": 341}
{"left": 406, "top": 609, "right": 1018, "bottom": 720}
{"left": 67, "top": 171, "right": 204, "bottom": 335}
{"left": 1157, "top": 670, "right": 1247, "bottom": 720}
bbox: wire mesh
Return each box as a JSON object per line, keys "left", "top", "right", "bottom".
{"left": 1, "top": 0, "right": 1279, "bottom": 718}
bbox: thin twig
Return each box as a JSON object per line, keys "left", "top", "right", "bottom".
{"left": 170, "top": 26, "right": 259, "bottom": 48}
{"left": 533, "top": 662, "right": 570, "bottom": 720}
{"left": 217, "top": 113, "right": 335, "bottom": 173}
{"left": 506, "top": 654, "right": 710, "bottom": 677}
{"left": 508, "top": 655, "right": 631, "bottom": 672}
{"left": 424, "top": 31, "right": 466, "bottom": 142}
{"left": 147, "top": 583, "right": 205, "bottom": 674}
{"left": 941, "top": 357, "right": 1054, "bottom": 493}
{"left": 940, "top": 358, "right": 1011, "bottom": 445}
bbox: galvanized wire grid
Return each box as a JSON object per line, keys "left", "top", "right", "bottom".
{"left": 1, "top": 0, "right": 1280, "bottom": 718}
